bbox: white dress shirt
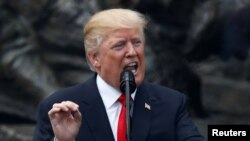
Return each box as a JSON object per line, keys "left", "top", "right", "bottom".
{"left": 96, "top": 75, "right": 136, "bottom": 141}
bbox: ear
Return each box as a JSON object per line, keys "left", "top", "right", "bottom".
{"left": 87, "top": 51, "right": 100, "bottom": 68}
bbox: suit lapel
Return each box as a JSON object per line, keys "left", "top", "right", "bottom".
{"left": 80, "top": 75, "right": 115, "bottom": 141}
{"left": 131, "top": 83, "right": 153, "bottom": 141}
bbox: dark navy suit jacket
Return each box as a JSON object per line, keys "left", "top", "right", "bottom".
{"left": 33, "top": 74, "right": 205, "bottom": 141}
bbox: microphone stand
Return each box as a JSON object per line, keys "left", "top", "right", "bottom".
{"left": 120, "top": 70, "right": 135, "bottom": 141}
{"left": 125, "top": 80, "right": 131, "bottom": 141}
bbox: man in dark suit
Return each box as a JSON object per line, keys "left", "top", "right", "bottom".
{"left": 33, "top": 8, "right": 205, "bottom": 141}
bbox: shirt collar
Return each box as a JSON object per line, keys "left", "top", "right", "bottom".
{"left": 96, "top": 75, "right": 136, "bottom": 109}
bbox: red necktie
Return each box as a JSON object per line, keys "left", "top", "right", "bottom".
{"left": 117, "top": 95, "right": 127, "bottom": 141}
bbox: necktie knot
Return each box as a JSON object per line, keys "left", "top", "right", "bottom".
{"left": 118, "top": 94, "right": 126, "bottom": 106}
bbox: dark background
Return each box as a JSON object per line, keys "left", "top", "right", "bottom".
{"left": 1, "top": 0, "right": 250, "bottom": 140}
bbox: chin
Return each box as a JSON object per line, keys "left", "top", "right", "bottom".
{"left": 135, "top": 76, "right": 144, "bottom": 87}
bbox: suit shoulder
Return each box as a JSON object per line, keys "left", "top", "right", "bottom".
{"left": 39, "top": 83, "right": 85, "bottom": 106}
{"left": 144, "top": 82, "right": 185, "bottom": 101}
{"left": 38, "top": 75, "right": 96, "bottom": 110}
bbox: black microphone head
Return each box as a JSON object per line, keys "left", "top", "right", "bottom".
{"left": 120, "top": 70, "right": 136, "bottom": 94}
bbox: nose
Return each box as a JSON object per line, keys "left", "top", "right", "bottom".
{"left": 126, "top": 42, "right": 136, "bottom": 57}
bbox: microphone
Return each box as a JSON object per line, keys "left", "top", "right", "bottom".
{"left": 119, "top": 70, "right": 136, "bottom": 141}
{"left": 120, "top": 70, "right": 136, "bottom": 94}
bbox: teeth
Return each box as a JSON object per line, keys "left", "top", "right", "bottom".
{"left": 127, "top": 62, "right": 136, "bottom": 66}
{"left": 124, "top": 62, "right": 137, "bottom": 74}
{"left": 131, "top": 70, "right": 136, "bottom": 74}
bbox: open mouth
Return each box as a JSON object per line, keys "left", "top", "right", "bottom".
{"left": 124, "top": 62, "right": 138, "bottom": 74}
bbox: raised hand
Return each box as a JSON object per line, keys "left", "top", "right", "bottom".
{"left": 48, "top": 101, "right": 82, "bottom": 141}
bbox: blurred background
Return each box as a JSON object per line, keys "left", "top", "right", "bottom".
{"left": 1, "top": 0, "right": 250, "bottom": 140}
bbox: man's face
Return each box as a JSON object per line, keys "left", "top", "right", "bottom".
{"left": 94, "top": 28, "right": 145, "bottom": 90}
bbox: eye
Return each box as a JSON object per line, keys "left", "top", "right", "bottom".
{"left": 132, "top": 39, "right": 142, "bottom": 47}
{"left": 112, "top": 41, "right": 126, "bottom": 50}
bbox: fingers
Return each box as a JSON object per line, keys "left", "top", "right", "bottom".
{"left": 53, "top": 101, "right": 79, "bottom": 112}
{"left": 48, "top": 101, "right": 80, "bottom": 119}
{"left": 72, "top": 109, "right": 82, "bottom": 123}
{"left": 48, "top": 101, "right": 82, "bottom": 141}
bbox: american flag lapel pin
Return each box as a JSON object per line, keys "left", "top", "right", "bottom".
{"left": 145, "top": 102, "right": 151, "bottom": 110}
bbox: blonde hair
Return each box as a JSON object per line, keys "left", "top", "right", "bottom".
{"left": 83, "top": 8, "right": 148, "bottom": 71}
